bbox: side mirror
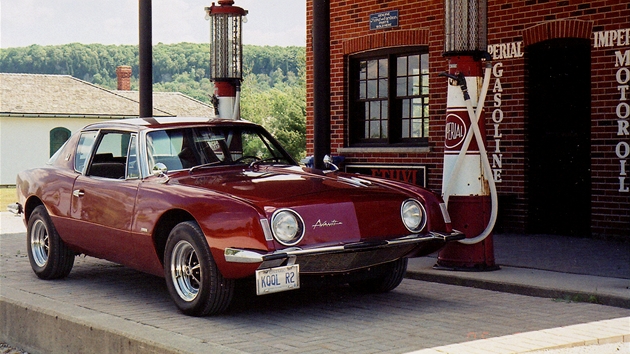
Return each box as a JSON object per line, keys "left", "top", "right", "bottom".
{"left": 152, "top": 162, "right": 168, "bottom": 176}
{"left": 323, "top": 155, "right": 339, "bottom": 171}
{"left": 152, "top": 163, "right": 170, "bottom": 183}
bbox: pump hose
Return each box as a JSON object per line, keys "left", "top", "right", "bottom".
{"left": 442, "top": 63, "right": 498, "bottom": 245}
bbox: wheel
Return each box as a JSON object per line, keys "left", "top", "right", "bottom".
{"left": 26, "top": 205, "right": 75, "bottom": 279}
{"left": 164, "top": 221, "right": 234, "bottom": 316}
{"left": 349, "top": 258, "right": 408, "bottom": 293}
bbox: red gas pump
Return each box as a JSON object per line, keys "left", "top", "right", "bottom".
{"left": 205, "top": 0, "right": 248, "bottom": 119}
{"left": 436, "top": 0, "right": 499, "bottom": 271}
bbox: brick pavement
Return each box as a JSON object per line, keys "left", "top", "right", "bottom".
{"left": 2, "top": 228, "right": 629, "bottom": 354}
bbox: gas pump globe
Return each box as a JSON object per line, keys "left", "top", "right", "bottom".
{"left": 205, "top": 0, "right": 248, "bottom": 119}
{"left": 444, "top": 0, "right": 487, "bottom": 56}
{"left": 437, "top": 0, "right": 499, "bottom": 271}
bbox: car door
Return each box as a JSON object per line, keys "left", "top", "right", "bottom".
{"left": 68, "top": 131, "right": 141, "bottom": 265}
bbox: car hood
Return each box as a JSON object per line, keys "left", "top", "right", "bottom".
{"left": 172, "top": 165, "right": 419, "bottom": 242}
{"left": 173, "top": 165, "right": 409, "bottom": 204}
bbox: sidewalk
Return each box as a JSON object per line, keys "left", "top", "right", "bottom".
{"left": 1, "top": 211, "right": 629, "bottom": 353}
{"left": 406, "top": 233, "right": 630, "bottom": 309}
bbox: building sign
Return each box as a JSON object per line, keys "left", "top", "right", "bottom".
{"left": 486, "top": 41, "right": 522, "bottom": 183}
{"left": 594, "top": 28, "right": 630, "bottom": 192}
{"left": 345, "top": 164, "right": 426, "bottom": 187}
{"left": 369, "top": 10, "right": 399, "bottom": 30}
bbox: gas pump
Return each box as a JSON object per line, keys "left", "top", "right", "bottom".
{"left": 205, "top": 0, "right": 248, "bottom": 119}
{"left": 436, "top": 0, "right": 499, "bottom": 270}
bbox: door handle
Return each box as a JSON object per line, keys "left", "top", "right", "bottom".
{"left": 72, "top": 189, "right": 85, "bottom": 197}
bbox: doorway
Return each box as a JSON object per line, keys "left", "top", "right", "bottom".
{"left": 526, "top": 38, "right": 591, "bottom": 236}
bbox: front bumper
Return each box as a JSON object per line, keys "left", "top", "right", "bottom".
{"left": 225, "top": 230, "right": 464, "bottom": 274}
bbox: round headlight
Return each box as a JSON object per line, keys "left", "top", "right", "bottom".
{"left": 271, "top": 209, "right": 305, "bottom": 246}
{"left": 401, "top": 199, "right": 427, "bottom": 233}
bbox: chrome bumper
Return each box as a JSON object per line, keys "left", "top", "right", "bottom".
{"left": 7, "top": 203, "right": 22, "bottom": 215}
{"left": 224, "top": 230, "right": 464, "bottom": 269}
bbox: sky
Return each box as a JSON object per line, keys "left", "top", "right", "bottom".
{"left": 0, "top": 0, "right": 306, "bottom": 48}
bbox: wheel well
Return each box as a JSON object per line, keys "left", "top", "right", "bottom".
{"left": 153, "top": 209, "right": 195, "bottom": 265}
{"left": 24, "top": 196, "right": 44, "bottom": 223}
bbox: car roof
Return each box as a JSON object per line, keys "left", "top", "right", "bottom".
{"left": 83, "top": 117, "right": 260, "bottom": 132}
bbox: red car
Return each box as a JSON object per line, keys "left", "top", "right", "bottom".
{"left": 12, "top": 117, "right": 463, "bottom": 316}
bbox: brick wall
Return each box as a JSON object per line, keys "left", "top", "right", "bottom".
{"left": 306, "top": 0, "right": 630, "bottom": 238}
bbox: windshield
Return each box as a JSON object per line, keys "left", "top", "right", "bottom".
{"left": 146, "top": 125, "right": 295, "bottom": 171}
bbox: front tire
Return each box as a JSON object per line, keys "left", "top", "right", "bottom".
{"left": 27, "top": 205, "right": 75, "bottom": 279}
{"left": 164, "top": 221, "right": 234, "bottom": 316}
{"left": 349, "top": 258, "right": 408, "bottom": 293}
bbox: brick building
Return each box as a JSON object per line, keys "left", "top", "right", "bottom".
{"left": 305, "top": 0, "right": 629, "bottom": 238}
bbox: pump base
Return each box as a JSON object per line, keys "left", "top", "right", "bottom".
{"left": 436, "top": 196, "right": 498, "bottom": 271}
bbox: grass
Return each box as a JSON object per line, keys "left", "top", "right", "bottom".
{"left": 0, "top": 187, "right": 17, "bottom": 209}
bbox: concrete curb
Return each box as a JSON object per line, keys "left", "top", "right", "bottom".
{"left": 405, "top": 258, "right": 630, "bottom": 309}
{"left": 0, "top": 287, "right": 246, "bottom": 354}
{"left": 406, "top": 317, "right": 630, "bottom": 354}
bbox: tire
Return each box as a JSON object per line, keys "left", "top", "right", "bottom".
{"left": 164, "top": 221, "right": 234, "bottom": 316}
{"left": 26, "top": 205, "right": 75, "bottom": 279}
{"left": 349, "top": 258, "right": 408, "bottom": 293}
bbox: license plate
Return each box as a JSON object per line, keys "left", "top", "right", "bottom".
{"left": 255, "top": 264, "right": 300, "bottom": 295}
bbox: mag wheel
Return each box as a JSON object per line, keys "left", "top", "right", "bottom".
{"left": 164, "top": 221, "right": 234, "bottom": 316}
{"left": 27, "top": 205, "right": 74, "bottom": 279}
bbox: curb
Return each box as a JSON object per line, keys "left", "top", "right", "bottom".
{"left": 405, "top": 269, "right": 630, "bottom": 309}
{"left": 0, "top": 288, "right": 246, "bottom": 354}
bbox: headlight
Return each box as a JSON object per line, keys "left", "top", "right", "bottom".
{"left": 271, "top": 209, "right": 305, "bottom": 246}
{"left": 401, "top": 199, "right": 427, "bottom": 233}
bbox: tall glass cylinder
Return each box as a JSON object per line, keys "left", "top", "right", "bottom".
{"left": 444, "top": 0, "right": 487, "bottom": 55}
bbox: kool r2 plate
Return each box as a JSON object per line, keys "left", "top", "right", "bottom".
{"left": 255, "top": 264, "right": 300, "bottom": 295}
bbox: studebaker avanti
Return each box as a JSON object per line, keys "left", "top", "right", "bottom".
{"left": 12, "top": 117, "right": 463, "bottom": 316}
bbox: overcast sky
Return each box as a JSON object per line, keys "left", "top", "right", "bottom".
{"left": 0, "top": 0, "right": 306, "bottom": 48}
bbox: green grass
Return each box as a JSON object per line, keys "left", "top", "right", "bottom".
{"left": 1, "top": 187, "right": 17, "bottom": 209}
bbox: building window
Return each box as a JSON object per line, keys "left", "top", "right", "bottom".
{"left": 349, "top": 48, "right": 429, "bottom": 146}
{"left": 50, "top": 127, "right": 71, "bottom": 157}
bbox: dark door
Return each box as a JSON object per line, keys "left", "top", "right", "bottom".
{"left": 526, "top": 38, "right": 591, "bottom": 236}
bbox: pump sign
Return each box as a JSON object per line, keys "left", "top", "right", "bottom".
{"left": 445, "top": 113, "right": 467, "bottom": 150}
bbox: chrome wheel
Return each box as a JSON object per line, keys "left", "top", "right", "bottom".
{"left": 170, "top": 240, "right": 201, "bottom": 302}
{"left": 164, "top": 221, "right": 234, "bottom": 316}
{"left": 26, "top": 205, "right": 74, "bottom": 279}
{"left": 30, "top": 219, "right": 50, "bottom": 267}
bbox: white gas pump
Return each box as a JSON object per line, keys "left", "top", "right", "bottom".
{"left": 436, "top": 0, "right": 499, "bottom": 270}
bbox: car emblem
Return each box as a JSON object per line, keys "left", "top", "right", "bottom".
{"left": 312, "top": 219, "right": 343, "bottom": 229}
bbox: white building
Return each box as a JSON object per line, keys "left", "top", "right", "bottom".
{"left": 0, "top": 73, "right": 214, "bottom": 185}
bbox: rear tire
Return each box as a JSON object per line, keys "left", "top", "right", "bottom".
{"left": 27, "top": 205, "right": 75, "bottom": 279}
{"left": 164, "top": 221, "right": 234, "bottom": 316}
{"left": 349, "top": 258, "right": 407, "bottom": 293}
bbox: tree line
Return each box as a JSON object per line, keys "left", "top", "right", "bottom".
{"left": 0, "top": 43, "right": 307, "bottom": 159}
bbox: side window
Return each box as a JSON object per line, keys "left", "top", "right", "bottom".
{"left": 75, "top": 131, "right": 98, "bottom": 174}
{"left": 87, "top": 132, "right": 131, "bottom": 179}
{"left": 126, "top": 134, "right": 139, "bottom": 179}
